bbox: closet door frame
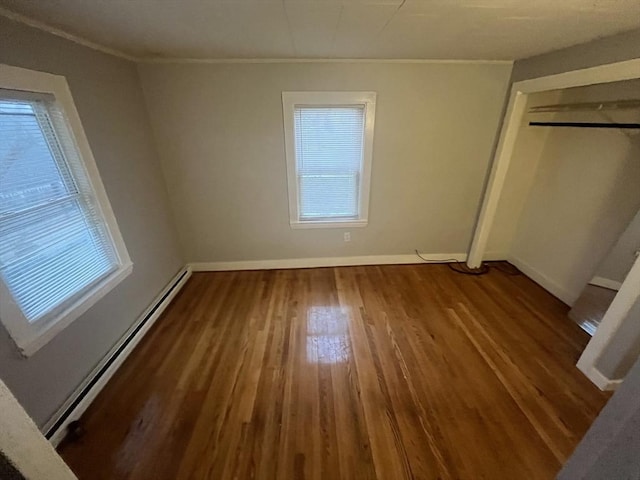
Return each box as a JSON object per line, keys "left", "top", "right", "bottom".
{"left": 467, "top": 58, "right": 640, "bottom": 390}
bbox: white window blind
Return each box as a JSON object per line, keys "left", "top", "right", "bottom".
{"left": 0, "top": 94, "right": 118, "bottom": 325}
{"left": 283, "top": 91, "right": 376, "bottom": 229}
{"left": 294, "top": 106, "right": 364, "bottom": 221}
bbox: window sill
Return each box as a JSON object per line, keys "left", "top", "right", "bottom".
{"left": 290, "top": 220, "right": 368, "bottom": 229}
{"left": 8, "top": 262, "right": 133, "bottom": 357}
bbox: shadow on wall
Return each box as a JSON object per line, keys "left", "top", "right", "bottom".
{"left": 562, "top": 132, "right": 640, "bottom": 298}
{"left": 503, "top": 81, "right": 640, "bottom": 306}
{"left": 0, "top": 452, "right": 26, "bottom": 480}
{"left": 596, "top": 293, "right": 640, "bottom": 381}
{"left": 571, "top": 206, "right": 640, "bottom": 335}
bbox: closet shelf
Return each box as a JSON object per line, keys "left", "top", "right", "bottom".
{"left": 529, "top": 99, "right": 640, "bottom": 114}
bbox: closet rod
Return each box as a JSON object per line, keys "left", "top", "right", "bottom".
{"left": 529, "top": 99, "right": 640, "bottom": 113}
{"left": 529, "top": 121, "right": 640, "bottom": 129}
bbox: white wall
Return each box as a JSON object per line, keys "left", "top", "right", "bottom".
{"left": 138, "top": 62, "right": 512, "bottom": 263}
{"left": 596, "top": 295, "right": 640, "bottom": 379}
{"left": 511, "top": 28, "right": 640, "bottom": 83}
{"left": 488, "top": 80, "right": 640, "bottom": 305}
{"left": 485, "top": 90, "right": 563, "bottom": 257}
{"left": 0, "top": 16, "right": 184, "bottom": 428}
{"left": 596, "top": 208, "right": 640, "bottom": 284}
{"left": 510, "top": 126, "right": 640, "bottom": 305}
{"left": 558, "top": 354, "right": 640, "bottom": 479}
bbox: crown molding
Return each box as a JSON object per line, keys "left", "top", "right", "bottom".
{"left": 140, "top": 57, "right": 513, "bottom": 65}
{"left": 0, "top": 6, "right": 137, "bottom": 62}
{"left": 0, "top": 6, "right": 514, "bottom": 66}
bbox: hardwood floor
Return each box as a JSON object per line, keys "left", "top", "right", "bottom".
{"left": 59, "top": 263, "right": 610, "bottom": 479}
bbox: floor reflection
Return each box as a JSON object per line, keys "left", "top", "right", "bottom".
{"left": 306, "top": 306, "right": 351, "bottom": 364}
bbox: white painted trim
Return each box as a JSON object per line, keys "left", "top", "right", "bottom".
{"left": 10, "top": 265, "right": 133, "bottom": 357}
{"left": 507, "top": 255, "right": 577, "bottom": 306}
{"left": 0, "top": 64, "right": 133, "bottom": 356}
{"left": 141, "top": 57, "right": 514, "bottom": 65}
{"left": 0, "top": 380, "right": 77, "bottom": 479}
{"left": 45, "top": 266, "right": 192, "bottom": 446}
{"left": 578, "top": 255, "right": 640, "bottom": 384}
{"left": 0, "top": 6, "right": 135, "bottom": 61}
{"left": 282, "top": 91, "right": 376, "bottom": 228}
{"left": 189, "top": 253, "right": 476, "bottom": 272}
{"left": 465, "top": 57, "right": 640, "bottom": 389}
{"left": 191, "top": 251, "right": 510, "bottom": 272}
{"left": 589, "top": 276, "right": 622, "bottom": 291}
{"left": 467, "top": 58, "right": 640, "bottom": 269}
{"left": 290, "top": 220, "right": 368, "bottom": 229}
{"left": 467, "top": 89, "right": 527, "bottom": 268}
{"left": 581, "top": 366, "right": 624, "bottom": 391}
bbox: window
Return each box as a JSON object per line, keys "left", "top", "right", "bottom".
{"left": 0, "top": 65, "right": 132, "bottom": 356}
{"left": 282, "top": 92, "right": 376, "bottom": 228}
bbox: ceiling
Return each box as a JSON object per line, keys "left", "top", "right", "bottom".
{"left": 1, "top": 0, "right": 639, "bottom": 61}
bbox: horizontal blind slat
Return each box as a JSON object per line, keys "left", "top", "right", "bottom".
{"left": 7, "top": 257, "right": 114, "bottom": 320}
{"left": 294, "top": 106, "right": 364, "bottom": 220}
{"left": 0, "top": 100, "right": 75, "bottom": 214}
{"left": 0, "top": 96, "right": 119, "bottom": 324}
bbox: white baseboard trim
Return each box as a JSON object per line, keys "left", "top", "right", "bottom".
{"left": 507, "top": 255, "right": 578, "bottom": 306}
{"left": 189, "top": 251, "right": 514, "bottom": 272}
{"left": 190, "top": 251, "right": 511, "bottom": 272}
{"left": 589, "top": 276, "right": 623, "bottom": 291}
{"left": 44, "top": 266, "right": 192, "bottom": 446}
{"left": 579, "top": 365, "right": 624, "bottom": 391}
{"left": 190, "top": 253, "right": 469, "bottom": 271}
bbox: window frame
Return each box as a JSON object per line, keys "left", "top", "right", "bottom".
{"left": 0, "top": 64, "right": 132, "bottom": 357}
{"left": 282, "top": 91, "right": 376, "bottom": 229}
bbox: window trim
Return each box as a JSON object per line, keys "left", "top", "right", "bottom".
{"left": 0, "top": 64, "right": 132, "bottom": 357}
{"left": 282, "top": 91, "right": 376, "bottom": 229}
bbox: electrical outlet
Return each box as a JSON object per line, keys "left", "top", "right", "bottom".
{"left": 344, "top": 232, "right": 351, "bottom": 242}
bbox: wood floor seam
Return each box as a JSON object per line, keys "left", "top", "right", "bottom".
{"left": 59, "top": 265, "right": 610, "bottom": 480}
{"left": 448, "top": 306, "right": 566, "bottom": 465}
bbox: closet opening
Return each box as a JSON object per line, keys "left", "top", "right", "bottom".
{"left": 467, "top": 59, "right": 640, "bottom": 390}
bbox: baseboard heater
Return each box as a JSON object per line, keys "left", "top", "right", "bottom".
{"left": 44, "top": 266, "right": 192, "bottom": 445}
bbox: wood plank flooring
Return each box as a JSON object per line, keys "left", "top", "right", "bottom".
{"left": 58, "top": 263, "right": 610, "bottom": 479}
